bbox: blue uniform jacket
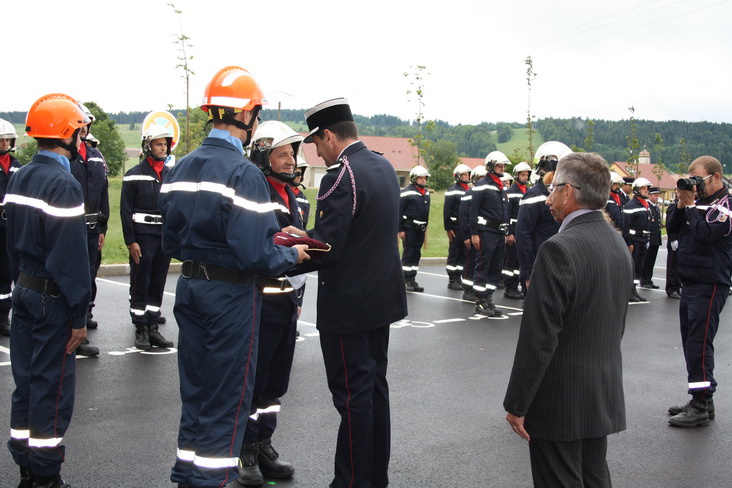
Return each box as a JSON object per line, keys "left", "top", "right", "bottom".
{"left": 4, "top": 153, "right": 91, "bottom": 328}
{"left": 622, "top": 196, "right": 651, "bottom": 244}
{"left": 399, "top": 183, "right": 430, "bottom": 232}
{"left": 443, "top": 182, "right": 468, "bottom": 232}
{"left": 158, "top": 136, "right": 297, "bottom": 275}
{"left": 70, "top": 145, "right": 109, "bottom": 234}
{"left": 506, "top": 182, "right": 527, "bottom": 235}
{"left": 469, "top": 175, "right": 508, "bottom": 236}
{"left": 0, "top": 154, "right": 22, "bottom": 228}
{"left": 121, "top": 157, "right": 169, "bottom": 244}
{"left": 515, "top": 180, "right": 560, "bottom": 280}
{"left": 458, "top": 189, "right": 473, "bottom": 241}
{"left": 667, "top": 186, "right": 732, "bottom": 287}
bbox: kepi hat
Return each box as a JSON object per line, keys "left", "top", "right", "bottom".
{"left": 303, "top": 98, "right": 353, "bottom": 143}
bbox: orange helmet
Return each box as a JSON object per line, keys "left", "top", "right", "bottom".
{"left": 26, "top": 93, "right": 87, "bottom": 139}
{"left": 201, "top": 66, "right": 266, "bottom": 118}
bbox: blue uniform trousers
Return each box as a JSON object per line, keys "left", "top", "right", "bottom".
{"left": 401, "top": 227, "right": 425, "bottom": 280}
{"left": 461, "top": 245, "right": 477, "bottom": 292}
{"left": 7, "top": 286, "right": 76, "bottom": 478}
{"left": 680, "top": 282, "right": 729, "bottom": 398}
{"left": 445, "top": 230, "right": 466, "bottom": 281}
{"left": 503, "top": 241, "right": 520, "bottom": 291}
{"left": 474, "top": 231, "right": 506, "bottom": 299}
{"left": 171, "top": 277, "right": 260, "bottom": 488}
{"left": 86, "top": 232, "right": 100, "bottom": 315}
{"left": 320, "top": 326, "right": 390, "bottom": 488}
{"left": 0, "top": 227, "right": 12, "bottom": 314}
{"left": 129, "top": 233, "right": 170, "bottom": 325}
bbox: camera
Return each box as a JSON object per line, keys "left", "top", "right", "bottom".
{"left": 677, "top": 175, "right": 705, "bottom": 192}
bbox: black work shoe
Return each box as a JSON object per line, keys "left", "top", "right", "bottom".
{"left": 86, "top": 317, "right": 98, "bottom": 329}
{"left": 18, "top": 465, "right": 33, "bottom": 488}
{"left": 668, "top": 398, "right": 710, "bottom": 427}
{"left": 405, "top": 280, "right": 424, "bottom": 292}
{"left": 640, "top": 281, "right": 660, "bottom": 289}
{"left": 504, "top": 288, "right": 523, "bottom": 300}
{"left": 134, "top": 325, "right": 152, "bottom": 351}
{"left": 461, "top": 288, "right": 476, "bottom": 302}
{"left": 475, "top": 298, "right": 496, "bottom": 317}
{"left": 0, "top": 315, "right": 9, "bottom": 336}
{"left": 32, "top": 474, "right": 71, "bottom": 488}
{"left": 148, "top": 324, "right": 174, "bottom": 348}
{"left": 158, "top": 315, "right": 167, "bottom": 324}
{"left": 76, "top": 339, "right": 99, "bottom": 357}
{"left": 668, "top": 291, "right": 681, "bottom": 299}
{"left": 669, "top": 398, "right": 715, "bottom": 419}
{"left": 631, "top": 285, "right": 648, "bottom": 303}
{"left": 447, "top": 279, "right": 464, "bottom": 290}
{"left": 238, "top": 443, "right": 263, "bottom": 486}
{"left": 258, "top": 439, "right": 294, "bottom": 479}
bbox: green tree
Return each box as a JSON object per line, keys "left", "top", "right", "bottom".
{"left": 584, "top": 119, "right": 595, "bottom": 152}
{"left": 651, "top": 133, "right": 665, "bottom": 186}
{"left": 169, "top": 3, "right": 195, "bottom": 154}
{"left": 625, "top": 106, "right": 640, "bottom": 176}
{"left": 85, "top": 101, "right": 126, "bottom": 176}
{"left": 678, "top": 138, "right": 691, "bottom": 174}
{"left": 173, "top": 107, "right": 208, "bottom": 159}
{"left": 404, "top": 65, "right": 430, "bottom": 165}
{"left": 424, "top": 140, "right": 459, "bottom": 191}
{"left": 497, "top": 124, "right": 512, "bottom": 143}
{"left": 14, "top": 141, "right": 37, "bottom": 165}
{"left": 525, "top": 56, "right": 537, "bottom": 161}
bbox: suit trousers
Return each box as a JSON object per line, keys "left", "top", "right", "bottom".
{"left": 680, "top": 282, "right": 729, "bottom": 398}
{"left": 529, "top": 436, "right": 611, "bottom": 488}
{"left": 401, "top": 227, "right": 425, "bottom": 280}
{"left": 128, "top": 233, "right": 171, "bottom": 324}
{"left": 320, "top": 325, "right": 390, "bottom": 488}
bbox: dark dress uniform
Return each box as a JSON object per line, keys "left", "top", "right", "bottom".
{"left": 292, "top": 186, "right": 310, "bottom": 229}
{"left": 399, "top": 182, "right": 430, "bottom": 283}
{"left": 443, "top": 181, "right": 469, "bottom": 287}
{"left": 159, "top": 132, "right": 298, "bottom": 488}
{"left": 120, "top": 157, "right": 171, "bottom": 331}
{"left": 641, "top": 200, "right": 662, "bottom": 287}
{"left": 667, "top": 186, "right": 732, "bottom": 404}
{"left": 293, "top": 141, "right": 407, "bottom": 488}
{"left": 504, "top": 181, "right": 527, "bottom": 295}
{"left": 5, "top": 151, "right": 91, "bottom": 480}
{"left": 515, "top": 180, "right": 560, "bottom": 286}
{"left": 469, "top": 174, "right": 508, "bottom": 302}
{"left": 606, "top": 191, "right": 625, "bottom": 235}
{"left": 0, "top": 152, "right": 21, "bottom": 332}
{"left": 623, "top": 195, "right": 651, "bottom": 284}
{"left": 70, "top": 143, "right": 109, "bottom": 325}
{"left": 665, "top": 201, "right": 682, "bottom": 297}
{"left": 459, "top": 189, "right": 477, "bottom": 299}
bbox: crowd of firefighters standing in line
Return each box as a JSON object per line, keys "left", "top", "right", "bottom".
{"left": 398, "top": 140, "right": 675, "bottom": 315}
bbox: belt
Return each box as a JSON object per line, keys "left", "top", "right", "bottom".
{"left": 629, "top": 229, "right": 650, "bottom": 237}
{"left": 180, "top": 261, "right": 294, "bottom": 293}
{"left": 133, "top": 213, "right": 163, "bottom": 224}
{"left": 17, "top": 272, "right": 61, "bottom": 298}
{"left": 477, "top": 217, "right": 509, "bottom": 234}
{"left": 85, "top": 212, "right": 106, "bottom": 229}
{"left": 404, "top": 219, "right": 427, "bottom": 231}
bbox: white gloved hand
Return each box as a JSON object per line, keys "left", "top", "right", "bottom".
{"left": 671, "top": 240, "right": 679, "bottom": 251}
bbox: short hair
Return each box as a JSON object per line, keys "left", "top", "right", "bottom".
{"left": 35, "top": 138, "right": 57, "bottom": 150}
{"left": 555, "top": 152, "right": 610, "bottom": 210}
{"left": 315, "top": 120, "right": 358, "bottom": 141}
{"left": 689, "top": 155, "right": 723, "bottom": 176}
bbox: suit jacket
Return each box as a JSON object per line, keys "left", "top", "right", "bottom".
{"left": 295, "top": 141, "right": 407, "bottom": 334}
{"left": 504, "top": 210, "right": 633, "bottom": 441}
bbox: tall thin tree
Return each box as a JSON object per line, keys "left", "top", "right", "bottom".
{"left": 169, "top": 3, "right": 194, "bottom": 154}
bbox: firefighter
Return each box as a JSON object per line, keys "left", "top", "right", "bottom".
{"left": 503, "top": 161, "right": 531, "bottom": 299}
{"left": 290, "top": 157, "right": 311, "bottom": 229}
{"left": 444, "top": 163, "right": 471, "bottom": 290}
{"left": 5, "top": 93, "right": 91, "bottom": 488}
{"left": 159, "top": 66, "right": 308, "bottom": 488}
{"left": 400, "top": 165, "right": 431, "bottom": 292}
{"left": 120, "top": 124, "right": 175, "bottom": 350}
{"left": 623, "top": 177, "right": 653, "bottom": 302}
{"left": 459, "top": 166, "right": 486, "bottom": 301}
{"left": 0, "top": 118, "right": 21, "bottom": 336}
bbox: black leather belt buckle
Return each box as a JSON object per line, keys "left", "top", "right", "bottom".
{"left": 18, "top": 272, "right": 61, "bottom": 298}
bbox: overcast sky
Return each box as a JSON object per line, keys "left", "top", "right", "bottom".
{"left": 6, "top": 0, "right": 732, "bottom": 125}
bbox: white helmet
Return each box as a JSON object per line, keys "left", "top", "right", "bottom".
{"left": 250, "top": 120, "right": 304, "bottom": 182}
{"left": 86, "top": 132, "right": 100, "bottom": 147}
{"left": 0, "top": 118, "right": 18, "bottom": 152}
{"left": 609, "top": 171, "right": 624, "bottom": 185}
{"left": 296, "top": 156, "right": 309, "bottom": 169}
{"left": 501, "top": 174, "right": 514, "bottom": 183}
{"left": 453, "top": 163, "right": 471, "bottom": 176}
{"left": 410, "top": 165, "right": 431, "bottom": 180}
{"left": 633, "top": 177, "right": 652, "bottom": 189}
{"left": 534, "top": 141, "right": 572, "bottom": 173}
{"left": 77, "top": 102, "right": 95, "bottom": 124}
{"left": 485, "top": 150, "right": 509, "bottom": 176}
{"left": 141, "top": 124, "right": 174, "bottom": 159}
{"left": 512, "top": 161, "right": 532, "bottom": 176}
{"left": 471, "top": 165, "right": 487, "bottom": 181}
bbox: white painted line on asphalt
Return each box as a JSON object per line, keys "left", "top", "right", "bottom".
{"left": 433, "top": 318, "right": 466, "bottom": 323}
{"left": 0, "top": 362, "right": 9, "bottom": 366}
{"left": 0, "top": 345, "right": 9, "bottom": 354}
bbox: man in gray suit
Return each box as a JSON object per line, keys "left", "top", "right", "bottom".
{"left": 504, "top": 152, "right": 633, "bottom": 487}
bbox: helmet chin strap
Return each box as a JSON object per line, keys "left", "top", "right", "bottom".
{"left": 222, "top": 105, "right": 261, "bottom": 147}
{"left": 51, "top": 129, "right": 81, "bottom": 160}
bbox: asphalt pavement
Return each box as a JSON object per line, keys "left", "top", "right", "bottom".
{"left": 1, "top": 249, "right": 731, "bottom": 488}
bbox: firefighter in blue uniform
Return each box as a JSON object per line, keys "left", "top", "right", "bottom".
{"left": 666, "top": 155, "right": 732, "bottom": 427}
{"left": 120, "top": 124, "right": 175, "bottom": 350}
{"left": 236, "top": 121, "right": 305, "bottom": 485}
{"left": 470, "top": 151, "right": 509, "bottom": 317}
{"left": 159, "top": 66, "right": 308, "bottom": 488}
{"left": 666, "top": 197, "right": 682, "bottom": 298}
{"left": 623, "top": 177, "right": 652, "bottom": 302}
{"left": 290, "top": 157, "right": 311, "bottom": 229}
{"left": 287, "top": 97, "right": 408, "bottom": 488}
{"left": 640, "top": 186, "right": 663, "bottom": 289}
{"left": 458, "top": 166, "right": 486, "bottom": 302}
{"left": 503, "top": 161, "right": 531, "bottom": 299}
{"left": 444, "top": 163, "right": 471, "bottom": 290}
{"left": 68, "top": 103, "right": 106, "bottom": 357}
{"left": 607, "top": 171, "right": 626, "bottom": 233}
{"left": 400, "top": 165, "right": 430, "bottom": 292}
{"left": 5, "top": 93, "right": 91, "bottom": 488}
{"left": 0, "top": 118, "right": 22, "bottom": 336}
{"left": 515, "top": 141, "right": 570, "bottom": 291}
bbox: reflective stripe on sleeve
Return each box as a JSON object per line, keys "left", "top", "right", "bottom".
{"left": 401, "top": 191, "right": 421, "bottom": 197}
{"left": 160, "top": 181, "right": 280, "bottom": 214}
{"left": 4, "top": 194, "right": 85, "bottom": 218}
{"left": 473, "top": 185, "right": 499, "bottom": 192}
{"left": 123, "top": 175, "right": 156, "bottom": 182}
{"left": 0, "top": 292, "right": 12, "bottom": 300}
{"left": 519, "top": 195, "right": 547, "bottom": 206}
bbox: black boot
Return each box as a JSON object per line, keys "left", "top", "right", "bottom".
{"left": 134, "top": 323, "right": 151, "bottom": 350}
{"left": 75, "top": 338, "right": 99, "bottom": 357}
{"left": 668, "top": 398, "right": 710, "bottom": 427}
{"left": 405, "top": 279, "right": 424, "bottom": 292}
{"left": 447, "top": 278, "right": 464, "bottom": 290}
{"left": 148, "top": 323, "right": 174, "bottom": 348}
{"left": 18, "top": 465, "right": 33, "bottom": 488}
{"left": 257, "top": 438, "right": 294, "bottom": 479}
{"left": 32, "top": 474, "right": 71, "bottom": 488}
{"left": 461, "top": 288, "right": 476, "bottom": 302}
{"left": 503, "top": 288, "right": 523, "bottom": 300}
{"left": 630, "top": 284, "right": 648, "bottom": 303}
{"left": 0, "top": 312, "right": 9, "bottom": 336}
{"left": 237, "top": 443, "right": 263, "bottom": 486}
{"left": 669, "top": 397, "right": 715, "bottom": 419}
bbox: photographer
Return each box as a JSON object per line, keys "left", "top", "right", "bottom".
{"left": 666, "top": 156, "right": 732, "bottom": 427}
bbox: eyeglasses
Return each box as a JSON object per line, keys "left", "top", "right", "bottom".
{"left": 548, "top": 182, "right": 581, "bottom": 193}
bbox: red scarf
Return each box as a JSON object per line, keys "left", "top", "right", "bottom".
{"left": 517, "top": 183, "right": 527, "bottom": 195}
{"left": 489, "top": 174, "right": 504, "bottom": 189}
{"left": 0, "top": 154, "right": 10, "bottom": 175}
{"left": 636, "top": 196, "right": 649, "bottom": 209}
{"left": 609, "top": 192, "right": 620, "bottom": 205}
{"left": 416, "top": 185, "right": 426, "bottom": 195}
{"left": 147, "top": 156, "right": 164, "bottom": 181}
{"left": 78, "top": 142, "right": 87, "bottom": 162}
{"left": 267, "top": 177, "right": 290, "bottom": 211}
{"left": 459, "top": 182, "right": 469, "bottom": 191}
